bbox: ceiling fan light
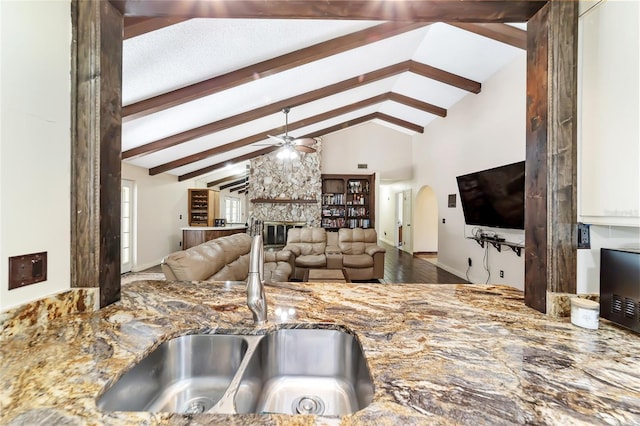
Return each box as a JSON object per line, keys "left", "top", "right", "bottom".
{"left": 289, "top": 150, "right": 298, "bottom": 160}
{"left": 277, "top": 150, "right": 288, "bottom": 160}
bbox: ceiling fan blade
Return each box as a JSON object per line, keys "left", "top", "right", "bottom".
{"left": 295, "top": 145, "right": 316, "bottom": 153}
{"left": 267, "top": 134, "right": 285, "bottom": 143}
{"left": 293, "top": 137, "right": 317, "bottom": 147}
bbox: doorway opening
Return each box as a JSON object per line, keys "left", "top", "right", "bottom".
{"left": 413, "top": 186, "right": 438, "bottom": 263}
{"left": 121, "top": 179, "right": 135, "bottom": 273}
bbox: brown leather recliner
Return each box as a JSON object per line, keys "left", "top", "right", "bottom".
{"left": 283, "top": 227, "right": 328, "bottom": 280}
{"left": 161, "top": 233, "right": 293, "bottom": 282}
{"left": 337, "top": 228, "right": 385, "bottom": 280}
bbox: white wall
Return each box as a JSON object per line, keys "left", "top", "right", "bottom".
{"left": 412, "top": 54, "right": 527, "bottom": 289}
{"left": 122, "top": 164, "right": 195, "bottom": 271}
{"left": 321, "top": 122, "right": 413, "bottom": 179}
{"left": 577, "top": 225, "right": 640, "bottom": 294}
{"left": 0, "top": 0, "right": 71, "bottom": 310}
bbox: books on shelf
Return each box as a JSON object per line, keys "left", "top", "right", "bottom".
{"left": 322, "top": 193, "right": 345, "bottom": 205}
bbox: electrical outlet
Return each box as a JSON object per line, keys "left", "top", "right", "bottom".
{"left": 442, "top": 218, "right": 446, "bottom": 224}
{"left": 9, "top": 252, "right": 47, "bottom": 290}
{"left": 577, "top": 222, "right": 590, "bottom": 249}
{"left": 499, "top": 270, "right": 504, "bottom": 278}
{"left": 468, "top": 257, "right": 472, "bottom": 267}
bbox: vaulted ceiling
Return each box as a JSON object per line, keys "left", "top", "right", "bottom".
{"left": 113, "top": 1, "right": 542, "bottom": 188}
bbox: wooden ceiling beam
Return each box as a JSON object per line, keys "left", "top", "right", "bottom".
{"left": 110, "top": 1, "right": 546, "bottom": 23}
{"left": 180, "top": 111, "right": 423, "bottom": 180}
{"left": 388, "top": 92, "right": 447, "bottom": 117}
{"left": 448, "top": 23, "right": 527, "bottom": 50}
{"left": 375, "top": 112, "right": 424, "bottom": 133}
{"left": 149, "top": 91, "right": 436, "bottom": 175}
{"left": 409, "top": 61, "right": 481, "bottom": 94}
{"left": 207, "top": 173, "right": 246, "bottom": 188}
{"left": 230, "top": 183, "right": 249, "bottom": 193}
{"left": 123, "top": 21, "right": 427, "bottom": 121}
{"left": 122, "top": 59, "right": 458, "bottom": 159}
{"left": 220, "top": 177, "right": 248, "bottom": 190}
{"left": 179, "top": 147, "right": 278, "bottom": 181}
{"left": 301, "top": 114, "right": 380, "bottom": 138}
{"left": 123, "top": 17, "right": 189, "bottom": 39}
{"left": 302, "top": 111, "right": 424, "bottom": 137}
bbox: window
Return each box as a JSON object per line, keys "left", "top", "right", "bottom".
{"left": 225, "top": 197, "right": 241, "bottom": 223}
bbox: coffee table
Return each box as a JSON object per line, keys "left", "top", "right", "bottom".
{"left": 305, "top": 268, "right": 351, "bottom": 283}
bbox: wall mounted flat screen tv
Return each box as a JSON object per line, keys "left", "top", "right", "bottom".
{"left": 456, "top": 161, "right": 525, "bottom": 230}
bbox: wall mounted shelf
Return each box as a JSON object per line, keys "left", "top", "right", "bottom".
{"left": 250, "top": 198, "right": 317, "bottom": 204}
{"left": 467, "top": 236, "right": 525, "bottom": 257}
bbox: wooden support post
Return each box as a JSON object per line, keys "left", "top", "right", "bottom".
{"left": 71, "top": 0, "right": 123, "bottom": 307}
{"left": 525, "top": 1, "right": 579, "bottom": 314}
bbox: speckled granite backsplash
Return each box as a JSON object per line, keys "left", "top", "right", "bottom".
{"left": 0, "top": 288, "right": 99, "bottom": 341}
{"left": 1, "top": 280, "right": 639, "bottom": 425}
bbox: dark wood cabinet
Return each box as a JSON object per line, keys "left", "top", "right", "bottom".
{"left": 321, "top": 174, "right": 375, "bottom": 230}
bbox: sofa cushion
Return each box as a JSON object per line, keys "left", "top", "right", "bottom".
{"left": 163, "top": 240, "right": 227, "bottom": 281}
{"left": 285, "top": 228, "right": 327, "bottom": 255}
{"left": 342, "top": 254, "right": 374, "bottom": 268}
{"left": 215, "top": 233, "right": 253, "bottom": 264}
{"left": 264, "top": 261, "right": 292, "bottom": 283}
{"left": 295, "top": 254, "right": 327, "bottom": 268}
{"left": 163, "top": 233, "right": 252, "bottom": 281}
{"left": 210, "top": 253, "right": 250, "bottom": 281}
{"left": 338, "top": 228, "right": 379, "bottom": 255}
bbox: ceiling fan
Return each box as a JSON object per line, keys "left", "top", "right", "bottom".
{"left": 263, "top": 107, "right": 317, "bottom": 156}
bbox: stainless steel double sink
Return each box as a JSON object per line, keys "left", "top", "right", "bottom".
{"left": 97, "top": 328, "right": 374, "bottom": 416}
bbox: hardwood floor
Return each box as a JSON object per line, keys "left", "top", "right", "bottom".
{"left": 378, "top": 242, "right": 468, "bottom": 284}
{"left": 136, "top": 242, "right": 468, "bottom": 284}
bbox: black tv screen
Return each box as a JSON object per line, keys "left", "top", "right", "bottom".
{"left": 456, "top": 161, "right": 525, "bottom": 230}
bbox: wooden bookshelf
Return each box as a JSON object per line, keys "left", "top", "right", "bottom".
{"left": 321, "top": 173, "right": 375, "bottom": 230}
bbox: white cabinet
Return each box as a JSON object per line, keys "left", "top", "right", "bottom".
{"left": 579, "top": 0, "right": 639, "bottom": 227}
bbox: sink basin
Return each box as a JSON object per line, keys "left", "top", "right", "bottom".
{"left": 234, "top": 329, "right": 374, "bottom": 416}
{"left": 97, "top": 334, "right": 248, "bottom": 413}
{"left": 97, "top": 328, "right": 374, "bottom": 416}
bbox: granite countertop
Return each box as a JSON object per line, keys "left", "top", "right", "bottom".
{"left": 1, "top": 280, "right": 640, "bottom": 425}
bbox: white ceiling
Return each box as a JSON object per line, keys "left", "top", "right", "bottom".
{"left": 122, "top": 19, "right": 526, "bottom": 182}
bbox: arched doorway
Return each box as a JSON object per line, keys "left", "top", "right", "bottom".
{"left": 413, "top": 186, "right": 438, "bottom": 255}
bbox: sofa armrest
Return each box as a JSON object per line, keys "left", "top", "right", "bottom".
{"left": 282, "top": 244, "right": 301, "bottom": 256}
{"left": 365, "top": 245, "right": 386, "bottom": 256}
{"left": 265, "top": 249, "right": 294, "bottom": 263}
{"left": 325, "top": 245, "right": 341, "bottom": 255}
{"left": 161, "top": 261, "right": 178, "bottom": 281}
{"left": 325, "top": 245, "right": 343, "bottom": 269}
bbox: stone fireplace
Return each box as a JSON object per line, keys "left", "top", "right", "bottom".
{"left": 247, "top": 142, "right": 322, "bottom": 240}
{"left": 262, "top": 221, "right": 306, "bottom": 248}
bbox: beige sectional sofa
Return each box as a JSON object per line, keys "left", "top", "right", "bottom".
{"left": 161, "top": 232, "right": 293, "bottom": 282}
{"left": 284, "top": 227, "right": 385, "bottom": 281}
